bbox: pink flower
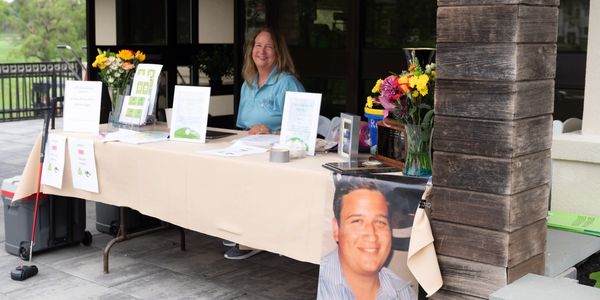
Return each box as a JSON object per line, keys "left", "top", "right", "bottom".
{"left": 122, "top": 62, "right": 135, "bottom": 70}
{"left": 378, "top": 75, "right": 400, "bottom": 104}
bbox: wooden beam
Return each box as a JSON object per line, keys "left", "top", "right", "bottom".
{"left": 433, "top": 115, "right": 552, "bottom": 158}
{"left": 435, "top": 80, "right": 554, "bottom": 120}
{"left": 437, "top": 6, "right": 558, "bottom": 43}
{"left": 432, "top": 150, "right": 551, "bottom": 195}
{"left": 438, "top": 0, "right": 559, "bottom": 6}
{"left": 432, "top": 219, "right": 546, "bottom": 267}
{"left": 431, "top": 184, "right": 549, "bottom": 231}
{"left": 437, "top": 254, "right": 545, "bottom": 298}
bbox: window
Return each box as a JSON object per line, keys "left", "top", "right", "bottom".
{"left": 555, "top": 0, "right": 589, "bottom": 121}
{"left": 117, "top": 0, "right": 167, "bottom": 45}
{"left": 364, "top": 0, "right": 436, "bottom": 49}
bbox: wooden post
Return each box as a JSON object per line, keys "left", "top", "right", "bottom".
{"left": 431, "top": 0, "right": 559, "bottom": 298}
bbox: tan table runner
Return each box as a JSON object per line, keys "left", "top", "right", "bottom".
{"left": 15, "top": 127, "right": 339, "bottom": 264}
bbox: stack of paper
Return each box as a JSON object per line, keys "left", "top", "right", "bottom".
{"left": 235, "top": 134, "right": 280, "bottom": 147}
{"left": 102, "top": 129, "right": 169, "bottom": 144}
{"left": 198, "top": 141, "right": 268, "bottom": 157}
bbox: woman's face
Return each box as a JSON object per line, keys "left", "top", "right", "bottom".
{"left": 252, "top": 31, "right": 277, "bottom": 72}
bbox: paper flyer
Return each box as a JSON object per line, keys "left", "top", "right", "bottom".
{"left": 40, "top": 134, "right": 67, "bottom": 189}
{"left": 235, "top": 134, "right": 280, "bottom": 147}
{"left": 118, "top": 95, "right": 150, "bottom": 125}
{"left": 62, "top": 80, "right": 103, "bottom": 133}
{"left": 130, "top": 63, "right": 163, "bottom": 119}
{"left": 67, "top": 138, "right": 99, "bottom": 193}
{"left": 170, "top": 85, "right": 211, "bottom": 143}
{"left": 279, "top": 91, "right": 322, "bottom": 156}
{"left": 198, "top": 141, "right": 268, "bottom": 157}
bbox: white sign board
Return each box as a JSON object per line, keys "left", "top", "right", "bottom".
{"left": 63, "top": 80, "right": 102, "bottom": 133}
{"left": 169, "top": 86, "right": 211, "bottom": 143}
{"left": 68, "top": 138, "right": 99, "bottom": 193}
{"left": 40, "top": 134, "right": 66, "bottom": 189}
{"left": 279, "top": 91, "right": 322, "bottom": 156}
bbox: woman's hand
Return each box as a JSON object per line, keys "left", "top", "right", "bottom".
{"left": 248, "top": 124, "right": 270, "bottom": 135}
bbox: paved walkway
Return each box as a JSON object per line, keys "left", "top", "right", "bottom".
{"left": 0, "top": 119, "right": 318, "bottom": 299}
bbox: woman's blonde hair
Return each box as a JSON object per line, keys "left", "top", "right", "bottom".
{"left": 242, "top": 26, "right": 298, "bottom": 87}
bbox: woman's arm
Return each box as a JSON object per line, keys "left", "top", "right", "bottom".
{"left": 248, "top": 124, "right": 270, "bottom": 134}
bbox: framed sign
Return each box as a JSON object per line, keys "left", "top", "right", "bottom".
{"left": 169, "top": 85, "right": 211, "bottom": 143}
{"left": 279, "top": 91, "right": 322, "bottom": 156}
{"left": 338, "top": 113, "right": 360, "bottom": 160}
{"left": 375, "top": 118, "right": 407, "bottom": 170}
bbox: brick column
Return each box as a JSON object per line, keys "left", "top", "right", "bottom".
{"left": 431, "top": 1, "right": 559, "bottom": 298}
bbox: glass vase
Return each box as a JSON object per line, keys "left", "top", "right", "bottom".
{"left": 107, "top": 85, "right": 130, "bottom": 127}
{"left": 108, "top": 87, "right": 124, "bottom": 123}
{"left": 403, "top": 123, "right": 433, "bottom": 177}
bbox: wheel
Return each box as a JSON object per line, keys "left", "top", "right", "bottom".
{"left": 18, "top": 246, "right": 29, "bottom": 261}
{"left": 109, "top": 221, "right": 119, "bottom": 237}
{"left": 82, "top": 231, "right": 93, "bottom": 246}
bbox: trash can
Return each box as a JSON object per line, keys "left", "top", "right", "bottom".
{"left": 96, "top": 203, "right": 162, "bottom": 237}
{"left": 1, "top": 176, "right": 92, "bottom": 259}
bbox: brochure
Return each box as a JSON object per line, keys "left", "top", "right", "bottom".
{"left": 118, "top": 95, "right": 150, "bottom": 125}
{"left": 130, "top": 63, "right": 163, "bottom": 120}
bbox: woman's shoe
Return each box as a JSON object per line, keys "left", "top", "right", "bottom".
{"left": 224, "top": 245, "right": 261, "bottom": 260}
{"left": 222, "top": 240, "right": 236, "bottom": 247}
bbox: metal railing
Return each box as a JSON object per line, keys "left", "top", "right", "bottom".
{"left": 0, "top": 62, "right": 82, "bottom": 122}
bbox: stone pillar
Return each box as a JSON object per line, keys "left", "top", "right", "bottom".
{"left": 431, "top": 1, "right": 558, "bottom": 298}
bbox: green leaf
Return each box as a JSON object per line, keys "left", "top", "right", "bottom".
{"left": 422, "top": 109, "right": 434, "bottom": 127}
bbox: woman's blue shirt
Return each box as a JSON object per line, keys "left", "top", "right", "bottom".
{"left": 236, "top": 68, "right": 305, "bottom": 131}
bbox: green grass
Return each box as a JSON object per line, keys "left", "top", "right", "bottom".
{"left": 0, "top": 32, "right": 36, "bottom": 63}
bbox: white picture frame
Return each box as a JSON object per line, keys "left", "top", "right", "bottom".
{"left": 338, "top": 113, "right": 360, "bottom": 160}
{"left": 279, "top": 91, "right": 322, "bottom": 156}
{"left": 169, "top": 85, "right": 211, "bottom": 143}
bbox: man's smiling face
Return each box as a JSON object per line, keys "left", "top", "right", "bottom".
{"left": 333, "top": 188, "right": 391, "bottom": 277}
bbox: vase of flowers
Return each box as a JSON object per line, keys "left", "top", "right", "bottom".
{"left": 92, "top": 49, "right": 146, "bottom": 125}
{"left": 366, "top": 50, "right": 436, "bottom": 177}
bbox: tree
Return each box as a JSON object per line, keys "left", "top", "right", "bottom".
{"left": 0, "top": 1, "right": 15, "bottom": 32}
{"left": 9, "top": 0, "right": 85, "bottom": 61}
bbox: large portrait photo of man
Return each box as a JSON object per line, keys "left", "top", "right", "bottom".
{"left": 317, "top": 174, "right": 427, "bottom": 300}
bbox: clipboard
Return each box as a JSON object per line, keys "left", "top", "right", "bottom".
{"left": 322, "top": 161, "right": 400, "bottom": 175}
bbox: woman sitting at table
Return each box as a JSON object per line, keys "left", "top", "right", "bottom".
{"left": 224, "top": 26, "right": 305, "bottom": 260}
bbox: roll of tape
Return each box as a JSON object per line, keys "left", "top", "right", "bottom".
{"left": 270, "top": 148, "right": 290, "bottom": 163}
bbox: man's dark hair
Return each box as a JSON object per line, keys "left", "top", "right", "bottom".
{"left": 333, "top": 178, "right": 386, "bottom": 222}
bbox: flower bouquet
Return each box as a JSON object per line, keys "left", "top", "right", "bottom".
{"left": 366, "top": 54, "right": 436, "bottom": 176}
{"left": 92, "top": 49, "right": 146, "bottom": 121}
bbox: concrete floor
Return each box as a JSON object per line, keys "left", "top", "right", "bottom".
{"left": 0, "top": 119, "right": 318, "bottom": 299}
